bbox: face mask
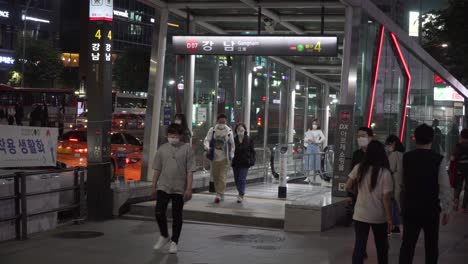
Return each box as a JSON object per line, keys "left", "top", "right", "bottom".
{"left": 312, "top": 125, "right": 318, "bottom": 130}
{"left": 217, "top": 124, "right": 226, "bottom": 129}
{"left": 385, "top": 145, "right": 394, "bottom": 153}
{"left": 168, "top": 138, "right": 180, "bottom": 145}
{"left": 174, "top": 120, "right": 182, "bottom": 125}
{"left": 237, "top": 129, "right": 245, "bottom": 136}
{"left": 357, "top": 137, "right": 369, "bottom": 148}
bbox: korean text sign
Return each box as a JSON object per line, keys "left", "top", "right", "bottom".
{"left": 332, "top": 105, "right": 354, "bottom": 197}
{"left": 0, "top": 125, "right": 58, "bottom": 168}
{"left": 172, "top": 36, "right": 338, "bottom": 56}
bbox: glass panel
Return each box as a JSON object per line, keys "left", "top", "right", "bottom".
{"left": 251, "top": 56, "right": 268, "bottom": 147}
{"left": 369, "top": 33, "right": 405, "bottom": 142}
{"left": 354, "top": 17, "right": 379, "bottom": 133}
{"left": 192, "top": 55, "right": 218, "bottom": 171}
{"left": 267, "top": 60, "right": 290, "bottom": 146}
{"left": 294, "top": 74, "right": 306, "bottom": 142}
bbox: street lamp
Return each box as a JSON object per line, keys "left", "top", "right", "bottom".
{"left": 441, "top": 43, "right": 449, "bottom": 48}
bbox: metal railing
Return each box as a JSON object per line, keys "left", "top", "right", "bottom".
{"left": 271, "top": 143, "right": 334, "bottom": 181}
{"left": 0, "top": 167, "right": 86, "bottom": 240}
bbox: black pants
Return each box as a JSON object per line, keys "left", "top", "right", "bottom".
{"left": 353, "top": 221, "right": 388, "bottom": 264}
{"left": 154, "top": 190, "right": 184, "bottom": 244}
{"left": 455, "top": 166, "right": 468, "bottom": 208}
{"left": 345, "top": 192, "right": 356, "bottom": 226}
{"left": 399, "top": 212, "right": 440, "bottom": 264}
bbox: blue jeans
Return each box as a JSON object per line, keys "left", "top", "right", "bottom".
{"left": 233, "top": 167, "right": 249, "bottom": 196}
{"left": 392, "top": 198, "right": 401, "bottom": 226}
{"left": 304, "top": 144, "right": 321, "bottom": 171}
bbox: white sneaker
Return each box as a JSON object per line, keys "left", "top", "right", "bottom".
{"left": 169, "top": 241, "right": 178, "bottom": 254}
{"left": 237, "top": 195, "right": 244, "bottom": 203}
{"left": 153, "top": 236, "right": 169, "bottom": 250}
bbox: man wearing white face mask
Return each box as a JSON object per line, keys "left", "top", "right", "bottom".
{"left": 204, "top": 114, "right": 235, "bottom": 203}
{"left": 152, "top": 124, "right": 195, "bottom": 254}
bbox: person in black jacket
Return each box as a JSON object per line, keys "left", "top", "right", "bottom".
{"left": 453, "top": 128, "right": 468, "bottom": 212}
{"left": 232, "top": 123, "right": 255, "bottom": 203}
{"left": 399, "top": 124, "right": 451, "bottom": 264}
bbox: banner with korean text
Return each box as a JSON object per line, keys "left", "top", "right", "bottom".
{"left": 0, "top": 125, "right": 58, "bottom": 168}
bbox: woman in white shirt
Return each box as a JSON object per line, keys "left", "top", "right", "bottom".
{"left": 303, "top": 119, "right": 325, "bottom": 183}
{"left": 346, "top": 140, "right": 393, "bottom": 264}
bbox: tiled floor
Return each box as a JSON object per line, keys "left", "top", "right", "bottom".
{"left": 1, "top": 213, "right": 467, "bottom": 264}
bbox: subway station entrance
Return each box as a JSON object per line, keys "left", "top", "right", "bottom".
{"left": 114, "top": 0, "right": 467, "bottom": 229}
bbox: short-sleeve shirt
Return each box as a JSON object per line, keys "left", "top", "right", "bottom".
{"left": 152, "top": 142, "right": 196, "bottom": 194}
{"left": 348, "top": 164, "right": 393, "bottom": 224}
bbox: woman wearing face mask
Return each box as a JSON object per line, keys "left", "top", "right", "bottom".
{"left": 231, "top": 123, "right": 255, "bottom": 203}
{"left": 173, "top": 113, "right": 192, "bottom": 143}
{"left": 385, "top": 134, "right": 405, "bottom": 235}
{"left": 346, "top": 140, "right": 393, "bottom": 264}
{"left": 304, "top": 119, "right": 325, "bottom": 184}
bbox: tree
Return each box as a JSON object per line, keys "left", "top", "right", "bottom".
{"left": 11, "top": 36, "right": 64, "bottom": 88}
{"left": 113, "top": 49, "right": 150, "bottom": 92}
{"left": 422, "top": 0, "right": 468, "bottom": 85}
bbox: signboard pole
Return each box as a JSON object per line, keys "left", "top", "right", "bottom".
{"left": 86, "top": 0, "right": 114, "bottom": 220}
{"left": 278, "top": 146, "right": 288, "bottom": 198}
{"left": 332, "top": 104, "right": 355, "bottom": 197}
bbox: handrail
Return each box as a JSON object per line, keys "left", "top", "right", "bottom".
{"left": 0, "top": 168, "right": 76, "bottom": 180}
{"left": 0, "top": 167, "right": 86, "bottom": 240}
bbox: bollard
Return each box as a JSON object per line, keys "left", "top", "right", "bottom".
{"left": 278, "top": 145, "right": 288, "bottom": 198}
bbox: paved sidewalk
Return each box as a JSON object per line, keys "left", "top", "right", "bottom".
{"left": 1, "top": 212, "right": 467, "bottom": 264}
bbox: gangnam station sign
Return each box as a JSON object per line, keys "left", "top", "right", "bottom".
{"left": 173, "top": 36, "right": 338, "bottom": 56}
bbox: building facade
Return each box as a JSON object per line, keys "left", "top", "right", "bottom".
{"left": 0, "top": 0, "right": 60, "bottom": 84}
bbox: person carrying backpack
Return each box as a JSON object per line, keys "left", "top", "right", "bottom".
{"left": 204, "top": 113, "right": 235, "bottom": 203}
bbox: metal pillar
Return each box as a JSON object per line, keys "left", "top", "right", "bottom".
{"left": 279, "top": 69, "right": 296, "bottom": 198}
{"left": 304, "top": 79, "right": 309, "bottom": 133}
{"left": 339, "top": 5, "right": 361, "bottom": 105}
{"left": 262, "top": 62, "right": 271, "bottom": 181}
{"left": 287, "top": 70, "right": 296, "bottom": 144}
{"left": 141, "top": 8, "right": 169, "bottom": 182}
{"left": 184, "top": 24, "right": 196, "bottom": 143}
{"left": 322, "top": 84, "right": 330, "bottom": 147}
{"left": 209, "top": 57, "right": 220, "bottom": 193}
{"left": 243, "top": 56, "right": 253, "bottom": 130}
{"left": 86, "top": 2, "right": 114, "bottom": 220}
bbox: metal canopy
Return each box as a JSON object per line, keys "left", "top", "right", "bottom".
{"left": 145, "top": 0, "right": 347, "bottom": 89}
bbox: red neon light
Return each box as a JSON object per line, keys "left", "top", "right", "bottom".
{"left": 434, "top": 74, "right": 446, "bottom": 84}
{"left": 389, "top": 33, "right": 412, "bottom": 141}
{"left": 89, "top": 17, "right": 113, "bottom": 22}
{"left": 367, "top": 25, "right": 385, "bottom": 128}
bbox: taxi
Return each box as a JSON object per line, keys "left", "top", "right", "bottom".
{"left": 57, "top": 130, "right": 143, "bottom": 182}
